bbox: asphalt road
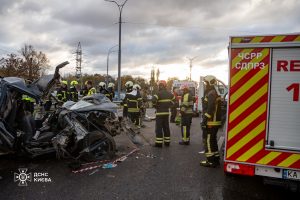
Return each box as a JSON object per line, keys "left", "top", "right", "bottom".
{"left": 0, "top": 109, "right": 299, "bottom": 200}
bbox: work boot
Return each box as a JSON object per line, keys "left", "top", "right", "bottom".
{"left": 164, "top": 142, "right": 170, "bottom": 147}
{"left": 214, "top": 157, "right": 220, "bottom": 166}
{"left": 199, "top": 160, "right": 217, "bottom": 168}
{"left": 154, "top": 143, "right": 162, "bottom": 148}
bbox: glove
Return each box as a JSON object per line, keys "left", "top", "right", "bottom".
{"left": 201, "top": 116, "right": 208, "bottom": 129}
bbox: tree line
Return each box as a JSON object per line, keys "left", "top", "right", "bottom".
{"left": 0, "top": 44, "right": 180, "bottom": 92}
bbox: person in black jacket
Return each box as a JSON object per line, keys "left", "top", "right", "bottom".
{"left": 123, "top": 81, "right": 133, "bottom": 118}
{"left": 124, "top": 84, "right": 142, "bottom": 127}
{"left": 200, "top": 75, "right": 222, "bottom": 167}
{"left": 98, "top": 82, "right": 110, "bottom": 99}
{"left": 107, "top": 82, "right": 115, "bottom": 101}
{"left": 152, "top": 80, "right": 175, "bottom": 147}
{"left": 69, "top": 80, "right": 79, "bottom": 102}
{"left": 57, "top": 80, "right": 69, "bottom": 102}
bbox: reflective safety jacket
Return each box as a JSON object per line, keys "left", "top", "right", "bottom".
{"left": 87, "top": 87, "right": 97, "bottom": 96}
{"left": 124, "top": 90, "right": 142, "bottom": 113}
{"left": 202, "top": 89, "right": 222, "bottom": 126}
{"left": 180, "top": 92, "right": 194, "bottom": 115}
{"left": 69, "top": 87, "right": 78, "bottom": 102}
{"left": 107, "top": 88, "right": 115, "bottom": 101}
{"left": 57, "top": 87, "right": 69, "bottom": 102}
{"left": 100, "top": 88, "right": 111, "bottom": 99}
{"left": 22, "top": 95, "right": 35, "bottom": 103}
{"left": 152, "top": 89, "right": 175, "bottom": 116}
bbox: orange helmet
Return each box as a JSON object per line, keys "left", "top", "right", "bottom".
{"left": 158, "top": 80, "right": 167, "bottom": 87}
{"left": 180, "top": 84, "right": 189, "bottom": 91}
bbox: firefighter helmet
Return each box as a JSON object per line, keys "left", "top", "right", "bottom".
{"left": 203, "top": 75, "right": 217, "bottom": 86}
{"left": 61, "top": 80, "right": 68, "bottom": 85}
{"left": 70, "top": 80, "right": 78, "bottom": 86}
{"left": 158, "top": 80, "right": 167, "bottom": 87}
{"left": 99, "top": 82, "right": 106, "bottom": 88}
{"left": 125, "top": 81, "right": 133, "bottom": 88}
{"left": 180, "top": 84, "right": 189, "bottom": 91}
{"left": 133, "top": 84, "right": 141, "bottom": 90}
{"left": 108, "top": 82, "right": 115, "bottom": 88}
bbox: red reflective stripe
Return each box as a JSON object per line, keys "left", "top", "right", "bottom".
{"left": 290, "top": 160, "right": 300, "bottom": 169}
{"left": 261, "top": 36, "right": 275, "bottom": 42}
{"left": 227, "top": 129, "right": 265, "bottom": 160}
{"left": 229, "top": 75, "right": 269, "bottom": 111}
{"left": 227, "top": 108, "right": 267, "bottom": 147}
{"left": 281, "top": 35, "right": 298, "bottom": 42}
{"left": 267, "top": 153, "right": 290, "bottom": 166}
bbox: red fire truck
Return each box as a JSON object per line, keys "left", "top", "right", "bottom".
{"left": 224, "top": 33, "right": 300, "bottom": 188}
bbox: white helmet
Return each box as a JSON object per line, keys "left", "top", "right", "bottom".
{"left": 99, "top": 82, "right": 106, "bottom": 88}
{"left": 108, "top": 82, "right": 115, "bottom": 88}
{"left": 125, "top": 81, "right": 133, "bottom": 88}
{"left": 203, "top": 75, "right": 217, "bottom": 86}
{"left": 133, "top": 84, "right": 141, "bottom": 90}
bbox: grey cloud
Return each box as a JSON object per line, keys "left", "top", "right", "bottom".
{"left": 0, "top": 0, "right": 300, "bottom": 80}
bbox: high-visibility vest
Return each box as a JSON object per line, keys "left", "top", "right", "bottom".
{"left": 180, "top": 93, "right": 193, "bottom": 114}
{"left": 87, "top": 87, "right": 96, "bottom": 96}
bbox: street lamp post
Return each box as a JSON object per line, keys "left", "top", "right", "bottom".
{"left": 105, "top": 0, "right": 128, "bottom": 100}
{"left": 187, "top": 56, "right": 198, "bottom": 81}
{"left": 106, "top": 45, "right": 118, "bottom": 86}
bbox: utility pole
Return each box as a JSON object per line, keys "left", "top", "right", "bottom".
{"left": 106, "top": 45, "right": 118, "bottom": 86}
{"left": 187, "top": 56, "right": 198, "bottom": 81}
{"left": 75, "top": 42, "right": 82, "bottom": 88}
{"left": 105, "top": 0, "right": 128, "bottom": 100}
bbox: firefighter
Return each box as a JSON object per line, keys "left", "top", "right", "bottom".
{"left": 57, "top": 80, "right": 69, "bottom": 102}
{"left": 81, "top": 81, "right": 89, "bottom": 96}
{"left": 152, "top": 80, "right": 175, "bottom": 147}
{"left": 200, "top": 75, "right": 222, "bottom": 167}
{"left": 179, "top": 84, "right": 194, "bottom": 145}
{"left": 69, "top": 80, "right": 79, "bottom": 102}
{"left": 86, "top": 80, "right": 96, "bottom": 96}
{"left": 22, "top": 95, "right": 35, "bottom": 114}
{"left": 170, "top": 88, "right": 179, "bottom": 123}
{"left": 107, "top": 82, "right": 115, "bottom": 101}
{"left": 99, "top": 82, "right": 110, "bottom": 99}
{"left": 123, "top": 81, "right": 133, "bottom": 118}
{"left": 125, "top": 84, "right": 142, "bottom": 127}
{"left": 133, "top": 84, "right": 143, "bottom": 127}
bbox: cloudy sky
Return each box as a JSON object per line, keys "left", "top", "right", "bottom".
{"left": 0, "top": 0, "right": 299, "bottom": 83}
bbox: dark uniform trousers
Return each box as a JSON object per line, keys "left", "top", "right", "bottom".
{"left": 201, "top": 88, "right": 222, "bottom": 164}
{"left": 202, "top": 126, "right": 220, "bottom": 163}
{"left": 128, "top": 112, "right": 141, "bottom": 126}
{"left": 181, "top": 113, "right": 193, "bottom": 142}
{"left": 155, "top": 115, "right": 171, "bottom": 145}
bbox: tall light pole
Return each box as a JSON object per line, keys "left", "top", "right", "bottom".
{"left": 106, "top": 45, "right": 118, "bottom": 86}
{"left": 187, "top": 56, "right": 198, "bottom": 81}
{"left": 105, "top": 0, "right": 128, "bottom": 100}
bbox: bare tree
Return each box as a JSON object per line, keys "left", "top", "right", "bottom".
{"left": 0, "top": 54, "right": 23, "bottom": 77}
{"left": 20, "top": 44, "right": 50, "bottom": 80}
